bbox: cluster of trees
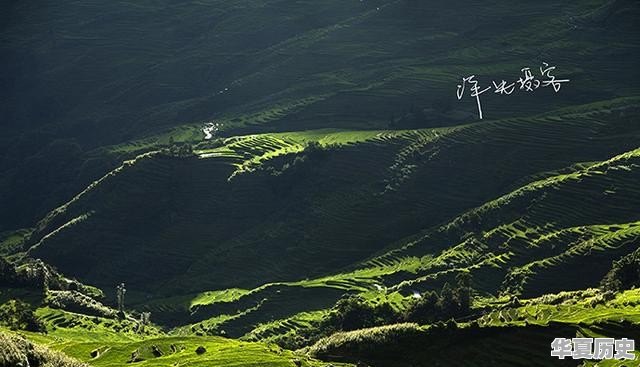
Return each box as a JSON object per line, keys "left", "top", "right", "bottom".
{"left": 601, "top": 248, "right": 640, "bottom": 292}
{"left": 301, "top": 141, "right": 329, "bottom": 160}
{"left": 1, "top": 257, "right": 117, "bottom": 330}
{"left": 321, "top": 295, "right": 396, "bottom": 333}
{"left": 194, "top": 137, "right": 224, "bottom": 150}
{"left": 322, "top": 273, "right": 471, "bottom": 334}
{"left": 276, "top": 273, "right": 472, "bottom": 350}
{"left": 403, "top": 273, "right": 471, "bottom": 324}
{"left": 0, "top": 299, "right": 45, "bottom": 332}
{"left": 275, "top": 295, "right": 397, "bottom": 350}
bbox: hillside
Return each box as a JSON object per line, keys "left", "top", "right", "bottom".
{"left": 307, "top": 290, "right": 640, "bottom": 367}
{"left": 2, "top": 0, "right": 640, "bottom": 366}
{"left": 1, "top": 308, "right": 349, "bottom": 367}
{"left": 2, "top": 0, "right": 639, "bottom": 230}
{"left": 128, "top": 138, "right": 639, "bottom": 340}
{"left": 25, "top": 98, "right": 640, "bottom": 297}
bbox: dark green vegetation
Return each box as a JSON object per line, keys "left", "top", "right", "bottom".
{"left": 0, "top": 299, "right": 44, "bottom": 332}
{"left": 308, "top": 289, "right": 640, "bottom": 367}
{"left": 2, "top": 0, "right": 640, "bottom": 366}
{"left": 602, "top": 247, "right": 640, "bottom": 292}
{"left": 2, "top": 0, "right": 639, "bottom": 230}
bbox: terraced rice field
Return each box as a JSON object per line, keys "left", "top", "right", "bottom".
{"left": 19, "top": 99, "right": 637, "bottom": 338}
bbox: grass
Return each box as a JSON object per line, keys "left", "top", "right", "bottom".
{"left": 190, "top": 289, "right": 251, "bottom": 309}
{"left": 2, "top": 308, "right": 354, "bottom": 367}
{"left": 18, "top": 288, "right": 632, "bottom": 367}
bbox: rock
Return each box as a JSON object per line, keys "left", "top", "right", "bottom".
{"left": 128, "top": 349, "right": 143, "bottom": 363}
{"left": 151, "top": 345, "right": 163, "bottom": 357}
{"left": 195, "top": 346, "right": 206, "bottom": 355}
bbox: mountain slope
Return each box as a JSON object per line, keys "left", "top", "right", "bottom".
{"left": 25, "top": 98, "right": 640, "bottom": 307}
{"left": 2, "top": 0, "right": 640, "bottom": 230}
{"left": 154, "top": 142, "right": 640, "bottom": 339}
{"left": 2, "top": 1, "right": 640, "bottom": 365}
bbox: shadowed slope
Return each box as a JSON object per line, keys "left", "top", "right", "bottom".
{"left": 26, "top": 99, "right": 640, "bottom": 304}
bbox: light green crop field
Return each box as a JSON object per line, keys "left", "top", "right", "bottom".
{"left": 1, "top": 309, "right": 352, "bottom": 367}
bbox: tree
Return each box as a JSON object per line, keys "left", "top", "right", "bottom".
{"left": 453, "top": 272, "right": 471, "bottom": 314}
{"left": 403, "top": 273, "right": 472, "bottom": 324}
{"left": 321, "top": 295, "right": 398, "bottom": 332}
{"left": 332, "top": 296, "right": 377, "bottom": 330}
{"left": 116, "top": 283, "right": 126, "bottom": 313}
{"left": 403, "top": 290, "right": 439, "bottom": 324}
{"left": 138, "top": 312, "right": 151, "bottom": 333}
